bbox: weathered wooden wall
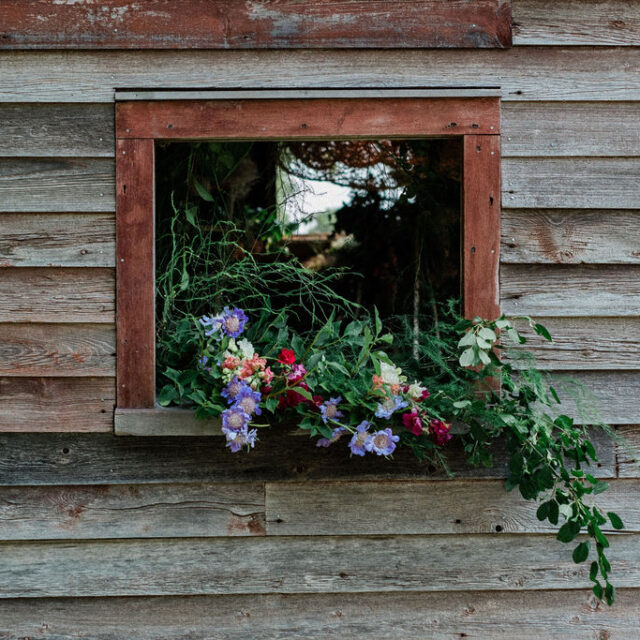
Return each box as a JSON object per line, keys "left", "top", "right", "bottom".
{"left": 0, "top": 0, "right": 639, "bottom": 637}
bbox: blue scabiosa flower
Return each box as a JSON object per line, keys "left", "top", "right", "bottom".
{"left": 221, "top": 405, "right": 251, "bottom": 432}
{"left": 348, "top": 421, "right": 371, "bottom": 457}
{"left": 374, "top": 395, "right": 409, "bottom": 419}
{"left": 320, "top": 397, "right": 343, "bottom": 424}
{"left": 221, "top": 376, "right": 247, "bottom": 405}
{"left": 233, "top": 386, "right": 262, "bottom": 417}
{"left": 316, "top": 426, "right": 347, "bottom": 448}
{"left": 365, "top": 428, "right": 400, "bottom": 456}
{"left": 198, "top": 355, "right": 212, "bottom": 372}
{"left": 199, "top": 314, "right": 223, "bottom": 338}
{"left": 223, "top": 425, "right": 258, "bottom": 453}
{"left": 220, "top": 307, "right": 248, "bottom": 338}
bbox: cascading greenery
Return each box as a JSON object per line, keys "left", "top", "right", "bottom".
{"left": 155, "top": 142, "right": 626, "bottom": 606}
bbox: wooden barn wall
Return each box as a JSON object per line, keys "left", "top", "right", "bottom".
{"left": 0, "top": 1, "right": 639, "bottom": 637}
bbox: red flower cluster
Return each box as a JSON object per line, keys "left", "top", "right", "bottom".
{"left": 278, "top": 349, "right": 296, "bottom": 365}
{"left": 429, "top": 418, "right": 452, "bottom": 446}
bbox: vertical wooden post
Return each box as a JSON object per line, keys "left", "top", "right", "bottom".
{"left": 116, "top": 138, "right": 156, "bottom": 407}
{"left": 463, "top": 135, "right": 501, "bottom": 321}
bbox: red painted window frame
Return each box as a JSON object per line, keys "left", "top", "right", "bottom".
{"left": 115, "top": 96, "right": 501, "bottom": 409}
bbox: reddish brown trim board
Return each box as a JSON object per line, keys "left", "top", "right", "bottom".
{"left": 116, "top": 96, "right": 501, "bottom": 409}
{"left": 1, "top": 0, "right": 512, "bottom": 50}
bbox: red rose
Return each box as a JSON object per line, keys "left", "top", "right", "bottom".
{"left": 278, "top": 348, "right": 296, "bottom": 365}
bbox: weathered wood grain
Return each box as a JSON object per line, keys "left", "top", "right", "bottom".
{"left": 463, "top": 135, "right": 501, "bottom": 321}
{"left": 0, "top": 103, "right": 113, "bottom": 157}
{"left": 501, "top": 265, "right": 640, "bottom": 316}
{"left": 0, "top": 158, "right": 114, "bottom": 212}
{"left": 266, "top": 478, "right": 640, "bottom": 536}
{"left": 115, "top": 408, "right": 221, "bottom": 436}
{"left": 116, "top": 97, "right": 501, "bottom": 139}
{"left": 502, "top": 102, "right": 640, "bottom": 157}
{"left": 502, "top": 210, "right": 640, "bottom": 264}
{"left": 513, "top": 0, "right": 640, "bottom": 46}
{"left": 1, "top": 48, "right": 639, "bottom": 103}
{"left": 0, "top": 377, "right": 113, "bottom": 432}
{"left": 617, "top": 426, "right": 640, "bottom": 479}
{"left": 0, "top": 427, "right": 615, "bottom": 486}
{"left": 0, "top": 0, "right": 512, "bottom": 50}
{"left": 506, "top": 317, "right": 640, "bottom": 370}
{"left": 1, "top": 533, "right": 639, "bottom": 597}
{"left": 116, "top": 138, "right": 155, "bottom": 408}
{"left": 503, "top": 158, "right": 640, "bottom": 209}
{"left": 2, "top": 590, "right": 639, "bottom": 640}
{"left": 0, "top": 213, "right": 115, "bottom": 267}
{"left": 0, "top": 482, "right": 264, "bottom": 540}
{"left": 0, "top": 268, "right": 114, "bottom": 323}
{"left": 0, "top": 323, "right": 114, "bottom": 377}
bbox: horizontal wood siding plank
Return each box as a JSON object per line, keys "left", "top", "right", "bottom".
{"left": 0, "top": 103, "right": 113, "bottom": 157}
{"left": 1, "top": 48, "right": 639, "bottom": 103}
{"left": 0, "top": 377, "right": 114, "bottom": 432}
{"left": 2, "top": 590, "right": 639, "bottom": 640}
{"left": 503, "top": 158, "right": 640, "bottom": 209}
{"left": 501, "top": 265, "right": 640, "bottom": 316}
{"left": 0, "top": 483, "right": 264, "bottom": 540}
{"left": 0, "top": 0, "right": 512, "bottom": 50}
{"left": 0, "top": 324, "right": 115, "bottom": 377}
{"left": 1, "top": 534, "right": 639, "bottom": 597}
{"left": 506, "top": 317, "right": 640, "bottom": 370}
{"left": 501, "top": 210, "right": 640, "bottom": 264}
{"left": 502, "top": 102, "right": 640, "bottom": 157}
{"left": 266, "top": 478, "right": 640, "bottom": 536}
{"left": 0, "top": 427, "right": 615, "bottom": 486}
{"left": 617, "top": 426, "right": 640, "bottom": 479}
{"left": 0, "top": 158, "right": 114, "bottom": 212}
{"left": 0, "top": 268, "right": 114, "bottom": 323}
{"left": 513, "top": 0, "right": 640, "bottom": 46}
{"left": 0, "top": 213, "right": 115, "bottom": 267}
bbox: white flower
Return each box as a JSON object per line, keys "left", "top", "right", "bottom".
{"left": 237, "top": 338, "right": 255, "bottom": 359}
{"left": 380, "top": 362, "right": 403, "bottom": 386}
{"left": 408, "top": 381, "right": 427, "bottom": 400}
{"left": 225, "top": 338, "right": 238, "bottom": 353}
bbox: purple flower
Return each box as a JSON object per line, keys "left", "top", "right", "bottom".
{"left": 316, "top": 426, "right": 347, "bottom": 448}
{"left": 348, "top": 421, "right": 371, "bottom": 457}
{"left": 375, "top": 395, "right": 409, "bottom": 419}
{"left": 199, "top": 314, "right": 223, "bottom": 338}
{"left": 221, "top": 405, "right": 250, "bottom": 432}
{"left": 223, "top": 425, "right": 258, "bottom": 453}
{"left": 320, "top": 397, "right": 343, "bottom": 424}
{"left": 220, "top": 307, "right": 248, "bottom": 338}
{"left": 287, "top": 363, "right": 307, "bottom": 381}
{"left": 198, "top": 355, "right": 212, "bottom": 372}
{"left": 221, "top": 377, "right": 248, "bottom": 405}
{"left": 233, "top": 386, "right": 262, "bottom": 416}
{"left": 365, "top": 428, "right": 400, "bottom": 456}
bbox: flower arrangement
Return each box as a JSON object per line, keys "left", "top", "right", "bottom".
{"left": 159, "top": 303, "right": 624, "bottom": 605}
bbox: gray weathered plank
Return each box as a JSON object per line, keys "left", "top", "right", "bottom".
{"left": 502, "top": 210, "right": 640, "bottom": 264}
{"left": 2, "top": 589, "right": 639, "bottom": 639}
{"left": 617, "top": 426, "right": 640, "bottom": 479}
{"left": 0, "top": 377, "right": 114, "bottom": 432}
{"left": 0, "top": 533, "right": 638, "bottom": 597}
{"left": 0, "top": 213, "right": 115, "bottom": 267}
{"left": 513, "top": 0, "right": 640, "bottom": 46}
{"left": 266, "top": 478, "right": 640, "bottom": 536}
{"left": 503, "top": 158, "right": 640, "bottom": 209}
{"left": 506, "top": 317, "right": 640, "bottom": 370}
{"left": 501, "top": 265, "right": 640, "bottom": 316}
{"left": 0, "top": 268, "right": 114, "bottom": 323}
{"left": 0, "top": 323, "right": 115, "bottom": 377}
{"left": 0, "top": 158, "right": 114, "bottom": 212}
{"left": 0, "top": 426, "right": 616, "bottom": 486}
{"left": 0, "top": 482, "right": 264, "bottom": 540}
{"left": 115, "top": 408, "right": 221, "bottom": 436}
{"left": 502, "top": 102, "right": 640, "bottom": 157}
{"left": 0, "top": 103, "right": 114, "bottom": 157}
{"left": 1, "top": 48, "right": 639, "bottom": 103}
